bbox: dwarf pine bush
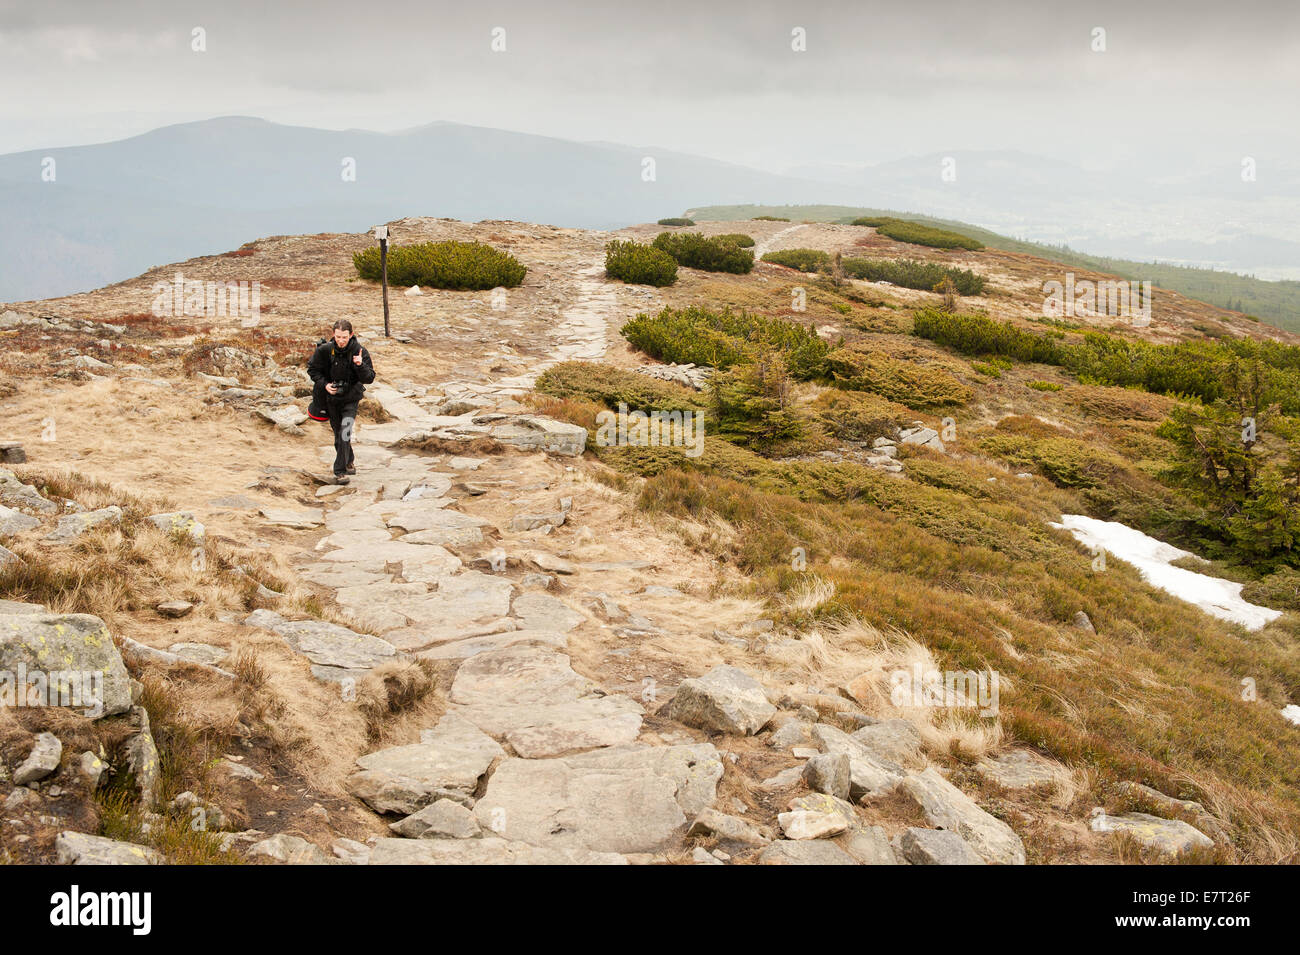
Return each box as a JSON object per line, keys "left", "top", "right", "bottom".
{"left": 604, "top": 240, "right": 678, "bottom": 287}
{"left": 842, "top": 257, "right": 985, "bottom": 295}
{"left": 622, "top": 305, "right": 830, "bottom": 378}
{"left": 353, "top": 240, "right": 526, "bottom": 290}
{"left": 657, "top": 217, "right": 695, "bottom": 226}
{"left": 715, "top": 233, "right": 756, "bottom": 247}
{"left": 873, "top": 219, "right": 984, "bottom": 251}
{"left": 652, "top": 232, "right": 754, "bottom": 273}
{"left": 760, "top": 248, "right": 830, "bottom": 272}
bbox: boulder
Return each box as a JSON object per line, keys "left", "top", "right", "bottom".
{"left": 45, "top": 505, "right": 123, "bottom": 541}
{"left": 849, "top": 719, "right": 923, "bottom": 764}
{"left": 55, "top": 831, "right": 161, "bottom": 865}
{"left": 802, "top": 752, "right": 852, "bottom": 800}
{"left": 0, "top": 612, "right": 132, "bottom": 717}
{"left": 490, "top": 416, "right": 587, "bottom": 456}
{"left": 840, "top": 825, "right": 899, "bottom": 865}
{"left": 155, "top": 600, "right": 194, "bottom": 619}
{"left": 146, "top": 511, "right": 205, "bottom": 542}
{"left": 900, "top": 767, "right": 1026, "bottom": 865}
{"left": 686, "top": 808, "right": 770, "bottom": 846}
{"left": 667, "top": 665, "right": 776, "bottom": 736}
{"left": 811, "top": 723, "right": 907, "bottom": 798}
{"left": 975, "top": 749, "right": 1063, "bottom": 790}
{"left": 0, "top": 504, "right": 40, "bottom": 535}
{"left": 389, "top": 799, "right": 482, "bottom": 839}
{"left": 897, "top": 827, "right": 986, "bottom": 865}
{"left": 1089, "top": 810, "right": 1214, "bottom": 857}
{"left": 347, "top": 711, "right": 504, "bottom": 815}
{"left": 247, "top": 834, "right": 334, "bottom": 865}
{"left": 14, "top": 732, "right": 63, "bottom": 785}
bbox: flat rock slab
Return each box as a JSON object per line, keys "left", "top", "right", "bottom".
{"left": 245, "top": 611, "right": 397, "bottom": 670}
{"left": 0, "top": 612, "right": 132, "bottom": 717}
{"left": 975, "top": 749, "right": 1064, "bottom": 790}
{"left": 259, "top": 507, "right": 324, "bottom": 528}
{"left": 385, "top": 618, "right": 516, "bottom": 652}
{"left": 1090, "top": 811, "right": 1215, "bottom": 856}
{"left": 450, "top": 644, "right": 599, "bottom": 708}
{"left": 348, "top": 712, "right": 505, "bottom": 815}
{"left": 510, "top": 592, "right": 586, "bottom": 632}
{"left": 452, "top": 693, "right": 644, "bottom": 757}
{"left": 386, "top": 502, "right": 486, "bottom": 535}
{"left": 45, "top": 505, "right": 123, "bottom": 541}
{"left": 759, "top": 840, "right": 860, "bottom": 865}
{"left": 367, "top": 836, "right": 626, "bottom": 865}
{"left": 0, "top": 599, "right": 46, "bottom": 615}
{"left": 297, "top": 563, "right": 391, "bottom": 588}
{"left": 55, "top": 831, "right": 162, "bottom": 865}
{"left": 473, "top": 742, "right": 721, "bottom": 854}
{"left": 850, "top": 719, "right": 924, "bottom": 764}
{"left": 490, "top": 416, "right": 587, "bottom": 456}
{"left": 168, "top": 642, "right": 229, "bottom": 666}
{"left": 901, "top": 767, "right": 1026, "bottom": 865}
{"left": 0, "top": 504, "right": 41, "bottom": 535}
{"left": 417, "top": 627, "right": 568, "bottom": 661}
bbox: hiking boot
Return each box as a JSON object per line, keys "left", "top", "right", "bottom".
{"left": 333, "top": 473, "right": 350, "bottom": 485}
{"left": 345, "top": 463, "right": 357, "bottom": 475}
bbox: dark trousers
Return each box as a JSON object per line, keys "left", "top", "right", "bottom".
{"left": 327, "top": 397, "right": 359, "bottom": 475}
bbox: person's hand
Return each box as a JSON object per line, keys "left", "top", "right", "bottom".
{"left": 352, "top": 354, "right": 363, "bottom": 366}
{"left": 326, "top": 383, "right": 338, "bottom": 395}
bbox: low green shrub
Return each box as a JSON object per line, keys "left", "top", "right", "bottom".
{"left": 752, "top": 215, "right": 790, "bottom": 221}
{"left": 851, "top": 216, "right": 888, "bottom": 227}
{"left": 810, "top": 389, "right": 908, "bottom": 443}
{"left": 604, "top": 240, "right": 678, "bottom": 287}
{"left": 1241, "top": 568, "right": 1300, "bottom": 612}
{"left": 1029, "top": 380, "right": 1064, "bottom": 391}
{"left": 874, "top": 219, "right": 984, "bottom": 251}
{"left": 621, "top": 306, "right": 831, "bottom": 379}
{"left": 535, "top": 361, "right": 705, "bottom": 414}
{"left": 657, "top": 217, "right": 695, "bottom": 226}
{"left": 352, "top": 240, "right": 525, "bottom": 290}
{"left": 652, "top": 232, "right": 754, "bottom": 274}
{"left": 714, "top": 233, "right": 755, "bottom": 247}
{"left": 842, "top": 257, "right": 985, "bottom": 295}
{"left": 709, "top": 353, "right": 806, "bottom": 447}
{"left": 825, "top": 345, "right": 972, "bottom": 408}
{"left": 760, "top": 248, "right": 830, "bottom": 272}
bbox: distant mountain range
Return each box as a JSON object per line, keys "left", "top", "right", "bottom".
{"left": 2, "top": 117, "right": 1299, "bottom": 304}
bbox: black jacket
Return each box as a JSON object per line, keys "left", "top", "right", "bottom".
{"left": 307, "top": 335, "right": 375, "bottom": 404}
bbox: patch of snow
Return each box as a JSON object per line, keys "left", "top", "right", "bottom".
{"left": 1050, "top": 514, "right": 1282, "bottom": 632}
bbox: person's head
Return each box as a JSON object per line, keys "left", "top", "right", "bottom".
{"left": 332, "top": 319, "right": 353, "bottom": 348}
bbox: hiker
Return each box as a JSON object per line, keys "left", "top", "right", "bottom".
{"left": 307, "top": 320, "right": 375, "bottom": 483}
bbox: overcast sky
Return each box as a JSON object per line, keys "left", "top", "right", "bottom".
{"left": 2, "top": 0, "right": 1297, "bottom": 176}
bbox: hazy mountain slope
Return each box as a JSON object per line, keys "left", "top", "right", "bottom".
{"left": 0, "top": 117, "right": 848, "bottom": 302}
{"left": 687, "top": 203, "right": 1300, "bottom": 334}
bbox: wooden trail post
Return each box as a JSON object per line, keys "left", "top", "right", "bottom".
{"left": 375, "top": 225, "right": 390, "bottom": 338}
